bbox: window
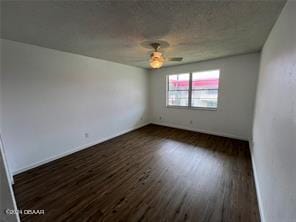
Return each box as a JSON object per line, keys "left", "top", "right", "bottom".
{"left": 167, "top": 70, "right": 220, "bottom": 109}
{"left": 191, "top": 70, "right": 220, "bottom": 108}
{"left": 167, "top": 73, "right": 190, "bottom": 106}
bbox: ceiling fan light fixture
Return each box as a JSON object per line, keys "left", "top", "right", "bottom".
{"left": 150, "top": 58, "right": 163, "bottom": 69}
{"left": 150, "top": 51, "right": 164, "bottom": 69}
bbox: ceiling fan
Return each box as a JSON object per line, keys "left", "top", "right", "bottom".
{"left": 147, "top": 42, "right": 183, "bottom": 69}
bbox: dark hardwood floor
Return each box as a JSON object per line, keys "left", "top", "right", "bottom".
{"left": 13, "top": 124, "right": 260, "bottom": 222}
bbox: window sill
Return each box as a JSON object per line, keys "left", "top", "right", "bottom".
{"left": 166, "top": 105, "right": 218, "bottom": 111}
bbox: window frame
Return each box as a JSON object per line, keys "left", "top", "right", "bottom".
{"left": 166, "top": 73, "right": 191, "bottom": 107}
{"left": 166, "top": 70, "right": 220, "bottom": 111}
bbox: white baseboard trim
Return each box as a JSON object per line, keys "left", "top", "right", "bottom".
{"left": 12, "top": 122, "right": 150, "bottom": 175}
{"left": 249, "top": 142, "right": 265, "bottom": 222}
{"left": 12, "top": 122, "right": 247, "bottom": 175}
{"left": 151, "top": 121, "right": 247, "bottom": 141}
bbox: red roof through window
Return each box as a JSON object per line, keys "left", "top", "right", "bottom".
{"left": 171, "top": 79, "right": 219, "bottom": 88}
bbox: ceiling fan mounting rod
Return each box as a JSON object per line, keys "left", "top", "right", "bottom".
{"left": 151, "top": 42, "right": 161, "bottom": 51}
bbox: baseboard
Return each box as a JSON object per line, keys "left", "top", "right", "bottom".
{"left": 151, "top": 121, "right": 247, "bottom": 141}
{"left": 249, "top": 141, "right": 265, "bottom": 222}
{"left": 13, "top": 122, "right": 150, "bottom": 175}
{"left": 11, "top": 174, "right": 14, "bottom": 184}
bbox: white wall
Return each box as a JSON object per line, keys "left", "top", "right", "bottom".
{"left": 150, "top": 53, "right": 260, "bottom": 140}
{"left": 0, "top": 52, "right": 2, "bottom": 132}
{"left": 252, "top": 1, "right": 296, "bottom": 222}
{"left": 0, "top": 42, "right": 20, "bottom": 222}
{"left": 0, "top": 39, "right": 150, "bottom": 174}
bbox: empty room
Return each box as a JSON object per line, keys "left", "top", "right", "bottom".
{"left": 0, "top": 1, "right": 295, "bottom": 222}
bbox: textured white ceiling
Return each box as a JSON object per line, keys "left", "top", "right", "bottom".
{"left": 0, "top": 1, "right": 286, "bottom": 68}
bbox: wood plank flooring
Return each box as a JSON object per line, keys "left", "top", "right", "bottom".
{"left": 13, "top": 124, "right": 260, "bottom": 222}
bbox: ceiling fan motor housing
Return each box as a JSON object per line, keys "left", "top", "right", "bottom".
{"left": 151, "top": 51, "right": 164, "bottom": 60}
{"left": 150, "top": 42, "right": 161, "bottom": 51}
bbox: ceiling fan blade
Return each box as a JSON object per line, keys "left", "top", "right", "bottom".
{"left": 167, "top": 57, "right": 183, "bottom": 62}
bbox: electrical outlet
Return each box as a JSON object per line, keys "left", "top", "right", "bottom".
{"left": 84, "top": 133, "right": 89, "bottom": 138}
